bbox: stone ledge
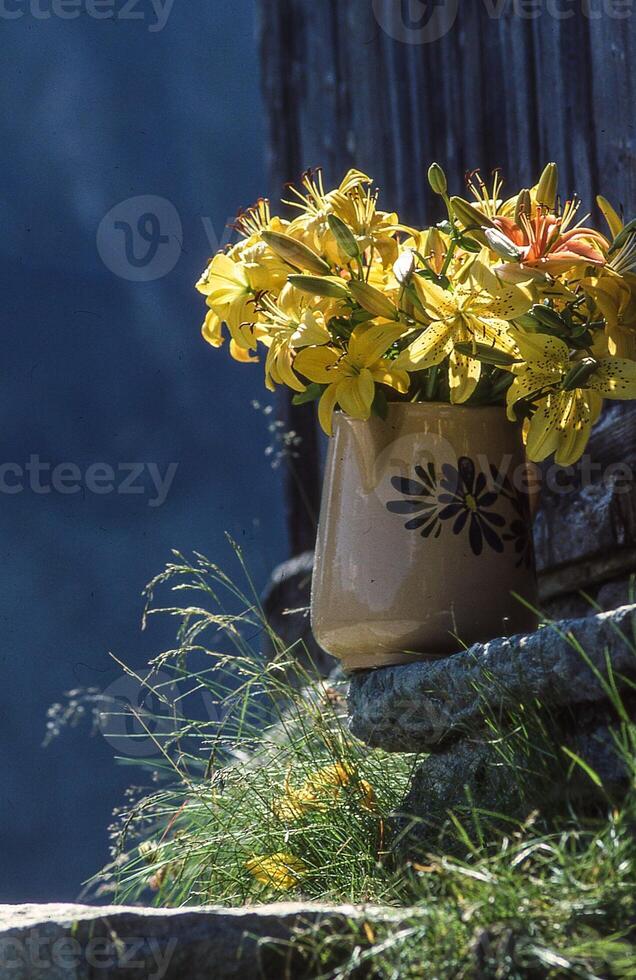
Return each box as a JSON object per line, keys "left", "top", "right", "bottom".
{"left": 396, "top": 719, "right": 631, "bottom": 855}
{"left": 348, "top": 604, "right": 636, "bottom": 753}
{"left": 0, "top": 902, "right": 404, "bottom": 980}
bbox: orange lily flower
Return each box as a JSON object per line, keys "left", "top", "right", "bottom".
{"left": 493, "top": 201, "right": 608, "bottom": 278}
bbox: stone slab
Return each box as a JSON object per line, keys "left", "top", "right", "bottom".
{"left": 348, "top": 605, "right": 636, "bottom": 753}
{"left": 0, "top": 902, "right": 404, "bottom": 980}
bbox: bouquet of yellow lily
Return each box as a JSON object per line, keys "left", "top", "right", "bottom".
{"left": 197, "top": 163, "right": 636, "bottom": 466}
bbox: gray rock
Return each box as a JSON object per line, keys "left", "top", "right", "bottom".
{"left": 0, "top": 902, "right": 404, "bottom": 979}
{"left": 348, "top": 604, "right": 636, "bottom": 753}
{"left": 534, "top": 476, "right": 636, "bottom": 576}
{"left": 397, "top": 722, "right": 630, "bottom": 855}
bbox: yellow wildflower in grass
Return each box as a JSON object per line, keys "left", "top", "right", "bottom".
{"left": 245, "top": 852, "right": 306, "bottom": 892}
{"left": 271, "top": 779, "right": 311, "bottom": 822}
{"left": 272, "top": 763, "right": 377, "bottom": 822}
{"left": 294, "top": 322, "right": 409, "bottom": 435}
{"left": 507, "top": 330, "right": 636, "bottom": 465}
{"left": 396, "top": 262, "right": 532, "bottom": 403}
{"left": 304, "top": 763, "right": 376, "bottom": 814}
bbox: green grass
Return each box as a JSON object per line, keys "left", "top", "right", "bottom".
{"left": 67, "top": 546, "right": 636, "bottom": 978}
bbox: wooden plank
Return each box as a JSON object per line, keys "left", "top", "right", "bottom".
{"left": 257, "top": 0, "right": 636, "bottom": 568}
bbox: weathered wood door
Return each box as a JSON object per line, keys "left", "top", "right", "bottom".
{"left": 258, "top": 0, "right": 636, "bottom": 610}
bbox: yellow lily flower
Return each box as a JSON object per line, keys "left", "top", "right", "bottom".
{"left": 294, "top": 322, "right": 409, "bottom": 435}
{"left": 579, "top": 225, "right": 636, "bottom": 358}
{"left": 196, "top": 252, "right": 257, "bottom": 351}
{"left": 507, "top": 330, "right": 636, "bottom": 465}
{"left": 259, "top": 285, "right": 331, "bottom": 393}
{"left": 285, "top": 170, "right": 399, "bottom": 269}
{"left": 583, "top": 271, "right": 636, "bottom": 359}
{"left": 245, "top": 852, "right": 306, "bottom": 892}
{"left": 231, "top": 199, "right": 292, "bottom": 292}
{"left": 397, "top": 263, "right": 532, "bottom": 403}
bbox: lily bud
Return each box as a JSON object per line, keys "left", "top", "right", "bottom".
{"left": 562, "top": 357, "right": 598, "bottom": 391}
{"left": 451, "top": 196, "right": 495, "bottom": 230}
{"left": 428, "top": 163, "right": 448, "bottom": 197}
{"left": 288, "top": 275, "right": 349, "bottom": 299}
{"left": 423, "top": 227, "right": 446, "bottom": 274}
{"left": 597, "top": 195, "right": 624, "bottom": 240}
{"left": 349, "top": 280, "right": 399, "bottom": 320}
{"left": 515, "top": 189, "right": 532, "bottom": 226}
{"left": 393, "top": 249, "right": 416, "bottom": 284}
{"left": 536, "top": 163, "right": 558, "bottom": 210}
{"left": 484, "top": 227, "right": 524, "bottom": 262}
{"left": 261, "top": 231, "right": 331, "bottom": 276}
{"left": 450, "top": 198, "right": 494, "bottom": 247}
{"left": 531, "top": 304, "right": 567, "bottom": 331}
{"left": 327, "top": 213, "right": 360, "bottom": 260}
{"left": 454, "top": 342, "right": 517, "bottom": 368}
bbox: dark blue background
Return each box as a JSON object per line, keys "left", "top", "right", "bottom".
{"left": 1, "top": 0, "right": 287, "bottom": 901}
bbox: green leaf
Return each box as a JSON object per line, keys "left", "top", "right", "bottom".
{"left": 458, "top": 235, "right": 482, "bottom": 253}
{"left": 415, "top": 268, "right": 450, "bottom": 288}
{"left": 327, "top": 214, "right": 360, "bottom": 259}
{"left": 329, "top": 316, "right": 354, "bottom": 340}
{"left": 350, "top": 309, "right": 376, "bottom": 325}
{"left": 569, "top": 330, "right": 593, "bottom": 350}
{"left": 609, "top": 217, "right": 636, "bottom": 254}
{"left": 423, "top": 364, "right": 440, "bottom": 401}
{"left": 292, "top": 383, "right": 325, "bottom": 406}
{"left": 288, "top": 275, "right": 349, "bottom": 299}
{"left": 371, "top": 387, "right": 389, "bottom": 421}
{"left": 561, "top": 746, "right": 603, "bottom": 787}
{"left": 514, "top": 313, "right": 541, "bottom": 331}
